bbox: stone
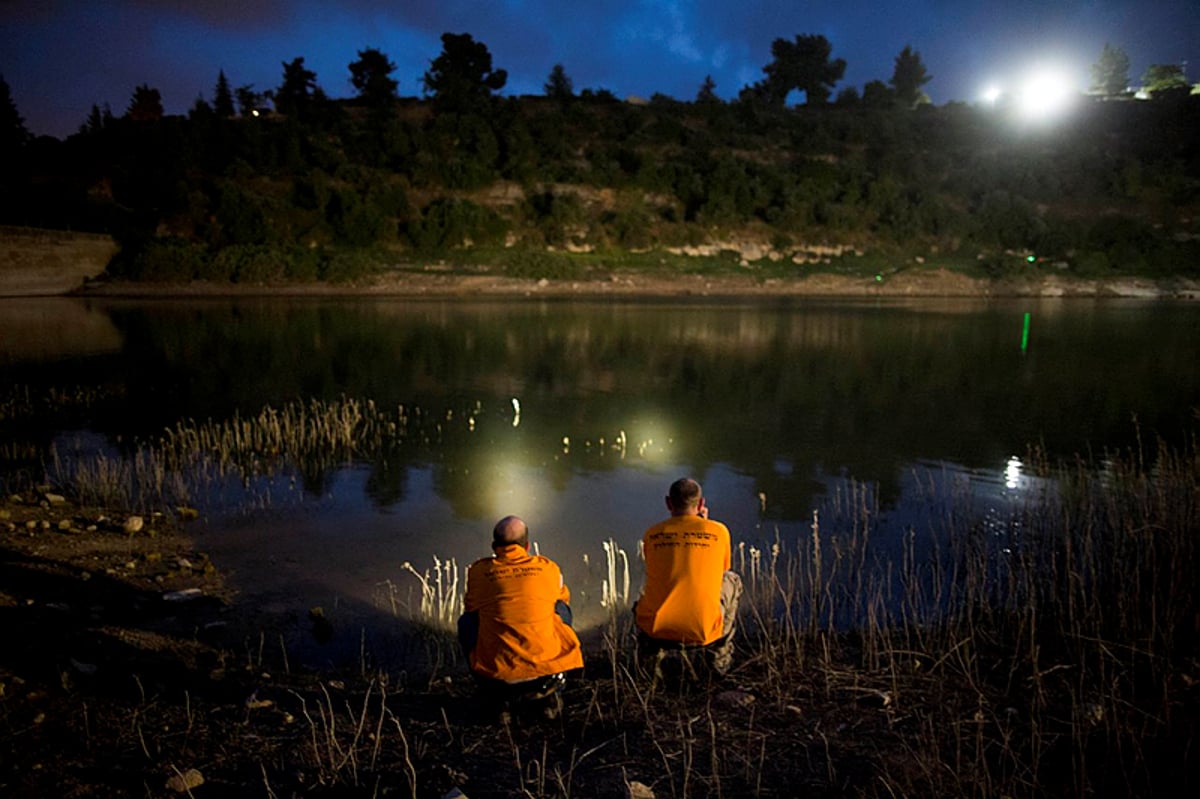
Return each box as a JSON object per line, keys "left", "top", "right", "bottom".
{"left": 44, "top": 493, "right": 67, "bottom": 505}
{"left": 715, "top": 689, "right": 755, "bottom": 708}
{"left": 165, "top": 768, "right": 205, "bottom": 792}
{"left": 123, "top": 516, "right": 144, "bottom": 534}
{"left": 624, "top": 781, "right": 655, "bottom": 799}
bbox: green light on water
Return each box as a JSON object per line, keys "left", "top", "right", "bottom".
{"left": 1021, "top": 312, "right": 1031, "bottom": 353}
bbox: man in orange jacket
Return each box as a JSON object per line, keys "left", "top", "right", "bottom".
{"left": 635, "top": 478, "right": 743, "bottom": 674}
{"left": 458, "top": 516, "right": 583, "bottom": 714}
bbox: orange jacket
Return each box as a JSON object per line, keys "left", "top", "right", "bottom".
{"left": 635, "top": 515, "right": 732, "bottom": 645}
{"left": 463, "top": 544, "right": 583, "bottom": 682}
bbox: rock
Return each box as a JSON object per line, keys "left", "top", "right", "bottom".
{"left": 176, "top": 506, "right": 199, "bottom": 521}
{"left": 176, "top": 558, "right": 194, "bottom": 571}
{"left": 443, "top": 789, "right": 469, "bottom": 799}
{"left": 165, "top": 768, "right": 205, "bottom": 792}
{"left": 25, "top": 520, "right": 37, "bottom": 531}
{"left": 70, "top": 658, "right": 98, "bottom": 676}
{"left": 44, "top": 493, "right": 67, "bottom": 505}
{"left": 715, "top": 689, "right": 755, "bottom": 708}
{"left": 57, "top": 519, "right": 72, "bottom": 531}
{"left": 0, "top": 509, "right": 11, "bottom": 520}
{"left": 624, "top": 781, "right": 655, "bottom": 799}
{"left": 162, "top": 588, "right": 202, "bottom": 602}
{"left": 123, "top": 515, "right": 144, "bottom": 534}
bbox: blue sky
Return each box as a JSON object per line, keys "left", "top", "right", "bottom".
{"left": 1, "top": 0, "right": 1196, "bottom": 138}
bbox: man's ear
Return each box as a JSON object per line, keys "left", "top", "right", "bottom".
{"left": 664, "top": 495, "right": 673, "bottom": 512}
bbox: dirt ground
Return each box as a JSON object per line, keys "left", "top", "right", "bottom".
{"left": 73, "top": 267, "right": 1200, "bottom": 300}
{"left": 2, "top": 489, "right": 1197, "bottom": 798}
{"left": 0, "top": 491, "right": 907, "bottom": 798}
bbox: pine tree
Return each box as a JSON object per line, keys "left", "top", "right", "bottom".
{"left": 214, "top": 70, "right": 235, "bottom": 117}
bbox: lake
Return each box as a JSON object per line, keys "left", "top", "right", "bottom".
{"left": 2, "top": 295, "right": 1197, "bottom": 666}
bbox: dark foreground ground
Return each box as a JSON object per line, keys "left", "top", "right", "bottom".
{"left": 2, "top": 491, "right": 1197, "bottom": 798}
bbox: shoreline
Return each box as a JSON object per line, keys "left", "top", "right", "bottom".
{"left": 69, "top": 269, "right": 1200, "bottom": 300}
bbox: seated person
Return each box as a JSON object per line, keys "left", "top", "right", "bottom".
{"left": 634, "top": 478, "right": 743, "bottom": 675}
{"left": 457, "top": 515, "right": 583, "bottom": 715}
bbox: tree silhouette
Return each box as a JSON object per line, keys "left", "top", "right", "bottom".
{"left": 696, "top": 75, "right": 719, "bottom": 104}
{"left": 235, "top": 85, "right": 265, "bottom": 117}
{"left": 214, "top": 70, "right": 235, "bottom": 117}
{"left": 1142, "top": 64, "right": 1188, "bottom": 96}
{"left": 422, "top": 33, "right": 507, "bottom": 113}
{"left": 862, "top": 80, "right": 893, "bottom": 109}
{"left": 544, "top": 64, "right": 574, "bottom": 101}
{"left": 276, "top": 57, "right": 318, "bottom": 117}
{"left": 126, "top": 84, "right": 163, "bottom": 122}
{"left": 349, "top": 48, "right": 399, "bottom": 107}
{"left": 1090, "top": 43, "right": 1130, "bottom": 98}
{"left": 761, "top": 34, "right": 846, "bottom": 106}
{"left": 1, "top": 75, "right": 30, "bottom": 152}
{"left": 890, "top": 46, "right": 932, "bottom": 108}
{"left": 79, "top": 102, "right": 113, "bottom": 135}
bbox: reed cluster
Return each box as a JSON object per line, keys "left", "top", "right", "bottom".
{"left": 389, "top": 437, "right": 1197, "bottom": 797}
{"left": 39, "top": 397, "right": 447, "bottom": 513}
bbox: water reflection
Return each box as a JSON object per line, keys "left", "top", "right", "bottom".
{"left": 2, "top": 296, "right": 1197, "bottom": 666}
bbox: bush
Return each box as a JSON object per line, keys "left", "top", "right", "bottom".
{"left": 114, "top": 238, "right": 208, "bottom": 282}
{"left": 406, "top": 199, "right": 508, "bottom": 252}
{"left": 320, "top": 249, "right": 382, "bottom": 283}
{"left": 211, "top": 244, "right": 288, "bottom": 283}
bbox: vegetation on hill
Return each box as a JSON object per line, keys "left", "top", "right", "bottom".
{"left": 1, "top": 35, "right": 1198, "bottom": 284}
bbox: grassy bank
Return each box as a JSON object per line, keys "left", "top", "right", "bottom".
{"left": 1, "top": 401, "right": 1197, "bottom": 796}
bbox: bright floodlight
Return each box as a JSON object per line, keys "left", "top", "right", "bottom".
{"left": 1016, "top": 69, "right": 1075, "bottom": 120}
{"left": 981, "top": 85, "right": 1003, "bottom": 105}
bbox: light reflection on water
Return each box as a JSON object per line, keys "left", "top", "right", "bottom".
{"left": 4, "top": 296, "right": 1197, "bottom": 669}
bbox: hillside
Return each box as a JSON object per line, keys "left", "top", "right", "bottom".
{"left": 2, "top": 93, "right": 1198, "bottom": 287}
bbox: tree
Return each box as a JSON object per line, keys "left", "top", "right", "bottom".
{"left": 1142, "top": 63, "right": 1188, "bottom": 96}
{"left": 890, "top": 45, "right": 932, "bottom": 108}
{"left": 696, "top": 75, "right": 719, "bottom": 104}
{"left": 862, "top": 80, "right": 894, "bottom": 109}
{"left": 79, "top": 103, "right": 113, "bottom": 135}
{"left": 276, "top": 57, "right": 318, "bottom": 117}
{"left": 760, "top": 34, "right": 846, "bottom": 106}
{"left": 214, "top": 70, "right": 235, "bottom": 117}
{"left": 126, "top": 84, "right": 163, "bottom": 122}
{"left": 349, "top": 47, "right": 399, "bottom": 107}
{"left": 544, "top": 64, "right": 574, "bottom": 101}
{"left": 235, "top": 85, "right": 265, "bottom": 117}
{"left": 422, "top": 32, "right": 507, "bottom": 113}
{"left": 1090, "top": 43, "right": 1130, "bottom": 98}
{"left": 1, "top": 75, "right": 30, "bottom": 152}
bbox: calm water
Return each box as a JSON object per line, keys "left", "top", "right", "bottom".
{"left": 2, "top": 296, "right": 1197, "bottom": 664}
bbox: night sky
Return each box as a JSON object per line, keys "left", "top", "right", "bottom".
{"left": 2, "top": 0, "right": 1196, "bottom": 139}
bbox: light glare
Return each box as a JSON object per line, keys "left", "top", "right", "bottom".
{"left": 1016, "top": 69, "right": 1075, "bottom": 120}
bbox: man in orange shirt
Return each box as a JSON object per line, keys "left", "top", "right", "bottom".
{"left": 635, "top": 478, "right": 743, "bottom": 675}
{"left": 458, "top": 515, "right": 583, "bottom": 716}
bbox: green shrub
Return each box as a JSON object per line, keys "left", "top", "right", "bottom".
{"left": 497, "top": 250, "right": 588, "bottom": 280}
{"left": 116, "top": 238, "right": 208, "bottom": 282}
{"left": 406, "top": 198, "right": 508, "bottom": 252}
{"left": 320, "top": 249, "right": 382, "bottom": 283}
{"left": 211, "top": 244, "right": 288, "bottom": 283}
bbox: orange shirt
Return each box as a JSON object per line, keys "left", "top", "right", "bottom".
{"left": 635, "top": 514, "right": 732, "bottom": 645}
{"left": 463, "top": 544, "right": 584, "bottom": 682}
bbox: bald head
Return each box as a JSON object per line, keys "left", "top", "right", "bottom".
{"left": 666, "top": 478, "right": 705, "bottom": 516}
{"left": 492, "top": 515, "right": 530, "bottom": 549}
